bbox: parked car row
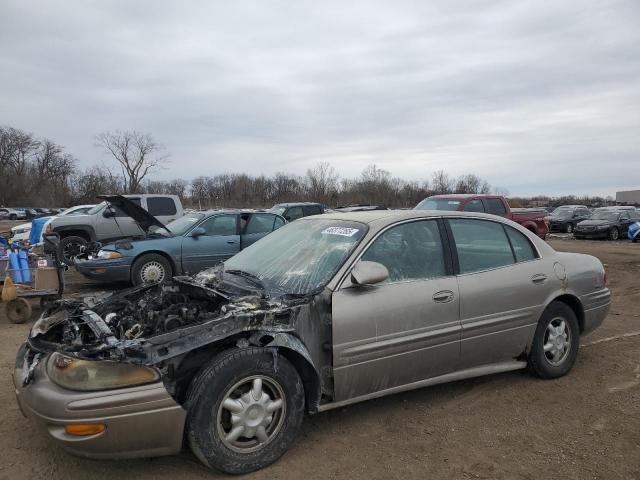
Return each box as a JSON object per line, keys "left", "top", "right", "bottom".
{"left": 0, "top": 207, "right": 65, "bottom": 220}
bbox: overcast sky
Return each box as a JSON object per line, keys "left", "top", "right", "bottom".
{"left": 1, "top": 0, "right": 639, "bottom": 197}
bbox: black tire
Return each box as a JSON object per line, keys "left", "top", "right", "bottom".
{"left": 574, "top": 235, "right": 584, "bottom": 240}
{"left": 59, "top": 236, "right": 87, "bottom": 265}
{"left": 131, "top": 253, "right": 172, "bottom": 285}
{"left": 9, "top": 214, "right": 17, "bottom": 220}
{"left": 185, "top": 347, "right": 305, "bottom": 474}
{"left": 6, "top": 298, "right": 32, "bottom": 324}
{"left": 528, "top": 302, "right": 580, "bottom": 379}
{"left": 608, "top": 227, "right": 619, "bottom": 241}
{"left": 565, "top": 223, "right": 573, "bottom": 234}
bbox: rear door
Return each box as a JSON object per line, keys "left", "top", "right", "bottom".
{"left": 332, "top": 219, "right": 461, "bottom": 401}
{"left": 619, "top": 212, "right": 632, "bottom": 235}
{"left": 446, "top": 218, "right": 554, "bottom": 368}
{"left": 240, "top": 213, "right": 282, "bottom": 249}
{"left": 181, "top": 214, "right": 240, "bottom": 274}
{"left": 145, "top": 196, "right": 180, "bottom": 225}
{"left": 284, "top": 206, "right": 304, "bottom": 222}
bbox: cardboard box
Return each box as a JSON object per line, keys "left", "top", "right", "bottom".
{"left": 35, "top": 268, "right": 59, "bottom": 290}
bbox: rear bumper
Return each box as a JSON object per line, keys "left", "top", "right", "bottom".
{"left": 75, "top": 258, "right": 132, "bottom": 282}
{"left": 581, "top": 288, "right": 611, "bottom": 336}
{"left": 14, "top": 346, "right": 186, "bottom": 459}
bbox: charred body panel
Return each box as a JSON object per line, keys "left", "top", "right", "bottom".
{"left": 26, "top": 278, "right": 328, "bottom": 412}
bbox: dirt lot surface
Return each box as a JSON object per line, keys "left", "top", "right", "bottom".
{"left": 1, "top": 221, "right": 638, "bottom": 479}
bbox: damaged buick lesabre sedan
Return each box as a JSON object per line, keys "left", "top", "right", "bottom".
{"left": 14, "top": 211, "right": 610, "bottom": 474}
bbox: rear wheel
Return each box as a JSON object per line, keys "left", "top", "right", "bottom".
{"left": 6, "top": 298, "right": 32, "bottom": 324}
{"left": 131, "top": 253, "right": 172, "bottom": 285}
{"left": 9, "top": 214, "right": 17, "bottom": 220}
{"left": 528, "top": 302, "right": 579, "bottom": 379}
{"left": 609, "top": 227, "right": 619, "bottom": 241}
{"left": 186, "top": 348, "right": 305, "bottom": 474}
{"left": 565, "top": 223, "right": 573, "bottom": 234}
{"left": 59, "top": 236, "right": 87, "bottom": 265}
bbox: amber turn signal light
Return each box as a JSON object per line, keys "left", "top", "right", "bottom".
{"left": 64, "top": 424, "right": 106, "bottom": 436}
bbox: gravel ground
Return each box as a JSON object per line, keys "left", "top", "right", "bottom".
{"left": 1, "top": 220, "right": 638, "bottom": 479}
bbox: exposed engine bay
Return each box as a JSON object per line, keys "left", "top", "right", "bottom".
{"left": 29, "top": 277, "right": 296, "bottom": 363}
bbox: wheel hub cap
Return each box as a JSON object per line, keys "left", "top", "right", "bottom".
{"left": 543, "top": 317, "right": 571, "bottom": 366}
{"left": 218, "top": 376, "right": 285, "bottom": 453}
{"left": 141, "top": 262, "right": 164, "bottom": 282}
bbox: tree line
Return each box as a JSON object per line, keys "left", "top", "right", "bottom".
{"left": 0, "top": 125, "right": 613, "bottom": 209}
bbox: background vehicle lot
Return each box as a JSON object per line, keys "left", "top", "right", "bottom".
{"left": 1, "top": 218, "right": 638, "bottom": 479}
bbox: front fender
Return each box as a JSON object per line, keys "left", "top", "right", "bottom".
{"left": 251, "top": 332, "right": 322, "bottom": 413}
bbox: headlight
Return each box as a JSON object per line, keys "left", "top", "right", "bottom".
{"left": 47, "top": 353, "right": 160, "bottom": 391}
{"left": 96, "top": 250, "right": 122, "bottom": 259}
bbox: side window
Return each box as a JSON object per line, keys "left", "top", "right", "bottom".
{"left": 114, "top": 198, "right": 141, "bottom": 217}
{"left": 303, "top": 205, "right": 322, "bottom": 216}
{"left": 485, "top": 199, "right": 507, "bottom": 216}
{"left": 274, "top": 217, "right": 285, "bottom": 229}
{"left": 147, "top": 197, "right": 177, "bottom": 216}
{"left": 198, "top": 215, "right": 237, "bottom": 236}
{"left": 449, "top": 219, "right": 515, "bottom": 273}
{"left": 361, "top": 220, "right": 446, "bottom": 282}
{"left": 463, "top": 199, "right": 485, "bottom": 212}
{"left": 505, "top": 226, "right": 537, "bottom": 262}
{"left": 245, "top": 214, "right": 276, "bottom": 234}
{"left": 620, "top": 212, "right": 630, "bottom": 221}
{"left": 286, "top": 206, "right": 304, "bottom": 221}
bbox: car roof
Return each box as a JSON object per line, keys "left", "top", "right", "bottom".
{"left": 309, "top": 209, "right": 517, "bottom": 226}
{"left": 426, "top": 194, "right": 501, "bottom": 199}
{"left": 272, "top": 202, "right": 322, "bottom": 207}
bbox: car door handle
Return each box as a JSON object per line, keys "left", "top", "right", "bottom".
{"left": 531, "top": 274, "right": 548, "bottom": 284}
{"left": 432, "top": 290, "right": 454, "bottom": 303}
{"left": 226, "top": 240, "right": 237, "bottom": 244}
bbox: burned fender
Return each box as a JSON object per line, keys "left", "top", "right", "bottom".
{"left": 249, "top": 331, "right": 322, "bottom": 413}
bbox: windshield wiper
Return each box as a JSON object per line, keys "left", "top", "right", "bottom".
{"left": 224, "top": 269, "right": 265, "bottom": 290}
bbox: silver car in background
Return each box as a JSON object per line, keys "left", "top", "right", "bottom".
{"left": 15, "top": 210, "right": 610, "bottom": 474}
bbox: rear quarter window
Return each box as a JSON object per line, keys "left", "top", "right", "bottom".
{"left": 485, "top": 198, "right": 507, "bottom": 216}
{"left": 147, "top": 197, "right": 177, "bottom": 216}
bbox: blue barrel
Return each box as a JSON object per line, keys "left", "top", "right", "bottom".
{"left": 18, "top": 249, "right": 31, "bottom": 283}
{"left": 8, "top": 250, "right": 24, "bottom": 283}
{"left": 629, "top": 221, "right": 640, "bottom": 240}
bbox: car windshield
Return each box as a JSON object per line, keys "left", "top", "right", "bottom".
{"left": 222, "top": 219, "right": 367, "bottom": 295}
{"left": 161, "top": 214, "right": 205, "bottom": 236}
{"left": 269, "top": 206, "right": 287, "bottom": 216}
{"left": 551, "top": 207, "right": 574, "bottom": 218}
{"left": 86, "top": 202, "right": 106, "bottom": 215}
{"left": 415, "top": 198, "right": 461, "bottom": 211}
{"left": 591, "top": 211, "right": 619, "bottom": 221}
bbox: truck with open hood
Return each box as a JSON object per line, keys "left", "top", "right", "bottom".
{"left": 45, "top": 195, "right": 183, "bottom": 264}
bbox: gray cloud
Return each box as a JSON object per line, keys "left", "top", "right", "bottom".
{"left": 1, "top": 0, "right": 639, "bottom": 196}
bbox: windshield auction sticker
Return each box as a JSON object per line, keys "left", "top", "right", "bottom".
{"left": 321, "top": 227, "right": 360, "bottom": 237}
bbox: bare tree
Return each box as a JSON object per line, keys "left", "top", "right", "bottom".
{"left": 95, "top": 130, "right": 168, "bottom": 193}
{"left": 305, "top": 161, "right": 340, "bottom": 204}
{"left": 431, "top": 170, "right": 453, "bottom": 194}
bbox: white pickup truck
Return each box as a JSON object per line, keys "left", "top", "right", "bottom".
{"left": 47, "top": 194, "right": 183, "bottom": 264}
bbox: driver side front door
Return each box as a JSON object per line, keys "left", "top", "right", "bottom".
{"left": 331, "top": 219, "right": 461, "bottom": 402}
{"left": 181, "top": 214, "right": 240, "bottom": 275}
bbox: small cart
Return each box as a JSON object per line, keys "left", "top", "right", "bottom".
{"left": 1, "top": 233, "right": 65, "bottom": 324}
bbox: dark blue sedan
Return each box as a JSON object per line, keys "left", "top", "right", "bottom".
{"left": 75, "top": 210, "right": 285, "bottom": 285}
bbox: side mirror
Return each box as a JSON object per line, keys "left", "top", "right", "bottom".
{"left": 191, "top": 227, "right": 206, "bottom": 238}
{"left": 284, "top": 215, "right": 291, "bottom": 222}
{"left": 351, "top": 261, "right": 389, "bottom": 286}
{"left": 103, "top": 207, "right": 116, "bottom": 218}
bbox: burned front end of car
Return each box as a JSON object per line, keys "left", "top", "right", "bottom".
{"left": 19, "top": 272, "right": 328, "bottom": 412}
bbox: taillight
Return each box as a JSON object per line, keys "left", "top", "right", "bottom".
{"left": 543, "top": 216, "right": 550, "bottom": 226}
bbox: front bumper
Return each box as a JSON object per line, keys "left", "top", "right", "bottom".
{"left": 13, "top": 344, "right": 186, "bottom": 459}
{"left": 574, "top": 229, "right": 609, "bottom": 239}
{"left": 75, "top": 258, "right": 132, "bottom": 282}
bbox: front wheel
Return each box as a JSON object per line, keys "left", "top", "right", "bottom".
{"left": 131, "top": 253, "right": 172, "bottom": 285}
{"left": 59, "top": 236, "right": 87, "bottom": 265}
{"left": 528, "top": 302, "right": 580, "bottom": 379}
{"left": 186, "top": 348, "right": 305, "bottom": 474}
{"left": 609, "top": 227, "right": 619, "bottom": 241}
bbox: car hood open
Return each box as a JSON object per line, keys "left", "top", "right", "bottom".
{"left": 98, "top": 195, "right": 168, "bottom": 235}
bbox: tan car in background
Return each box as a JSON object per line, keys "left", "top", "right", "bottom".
{"left": 15, "top": 210, "right": 610, "bottom": 474}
